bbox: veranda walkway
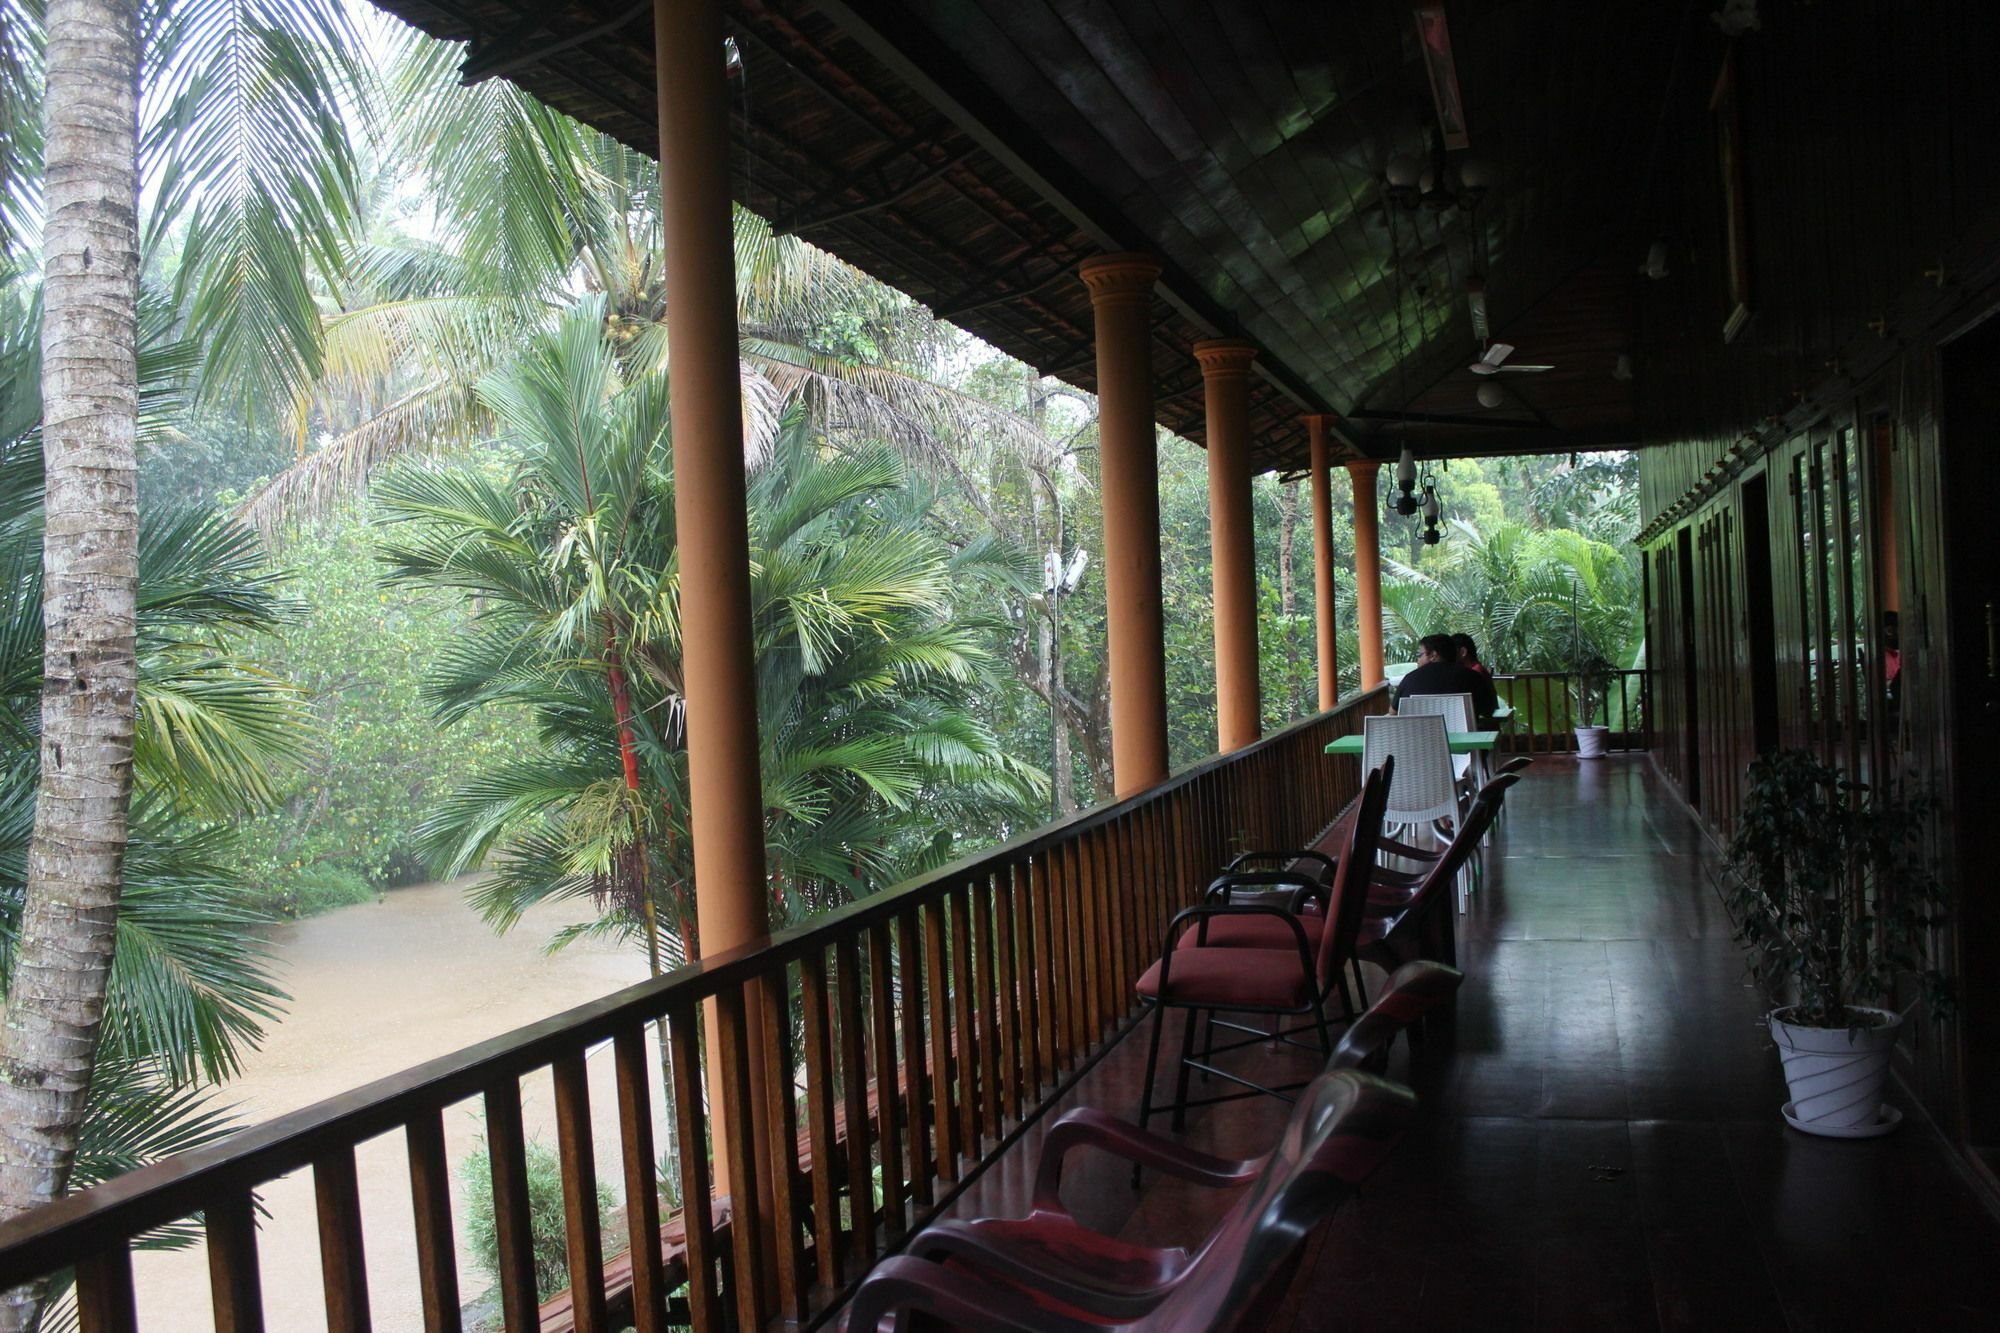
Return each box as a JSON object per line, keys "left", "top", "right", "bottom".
{"left": 912, "top": 757, "right": 2000, "bottom": 1331}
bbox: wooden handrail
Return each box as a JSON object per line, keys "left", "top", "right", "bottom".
{"left": 0, "top": 687, "right": 1392, "bottom": 1330}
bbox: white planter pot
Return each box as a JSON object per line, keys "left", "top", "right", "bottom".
{"left": 1770, "top": 1006, "right": 1902, "bottom": 1133}
{"left": 1574, "top": 724, "right": 1609, "bottom": 758}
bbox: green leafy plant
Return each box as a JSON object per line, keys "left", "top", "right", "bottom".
{"left": 1572, "top": 652, "right": 1615, "bottom": 729}
{"left": 1720, "top": 749, "right": 1952, "bottom": 1029}
{"left": 458, "top": 1139, "right": 616, "bottom": 1301}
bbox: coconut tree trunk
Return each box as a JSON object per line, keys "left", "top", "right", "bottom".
{"left": 0, "top": 0, "right": 142, "bottom": 1323}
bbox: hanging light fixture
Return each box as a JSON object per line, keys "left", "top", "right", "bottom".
{"left": 1476, "top": 381, "right": 1504, "bottom": 409}
{"left": 1421, "top": 482, "right": 1442, "bottom": 545}
{"left": 1394, "top": 447, "right": 1420, "bottom": 514}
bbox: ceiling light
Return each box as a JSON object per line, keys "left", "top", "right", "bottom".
{"left": 1640, "top": 240, "right": 1669, "bottom": 280}
{"left": 1385, "top": 153, "right": 1425, "bottom": 189}
{"left": 1476, "top": 382, "right": 1504, "bottom": 408}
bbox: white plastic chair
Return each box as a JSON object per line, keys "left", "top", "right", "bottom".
{"left": 1396, "top": 692, "right": 1478, "bottom": 786}
{"left": 1364, "top": 713, "right": 1473, "bottom": 912}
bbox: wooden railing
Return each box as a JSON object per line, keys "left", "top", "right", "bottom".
{"left": 0, "top": 688, "right": 1391, "bottom": 1332}
{"left": 1493, "top": 670, "right": 1652, "bottom": 753}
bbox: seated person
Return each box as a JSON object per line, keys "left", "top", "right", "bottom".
{"left": 1396, "top": 633, "right": 1499, "bottom": 721}
{"left": 1452, "top": 633, "right": 1492, "bottom": 677}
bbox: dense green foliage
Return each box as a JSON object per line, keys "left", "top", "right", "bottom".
{"left": 226, "top": 517, "right": 521, "bottom": 905}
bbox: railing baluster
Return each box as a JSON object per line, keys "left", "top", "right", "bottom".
{"left": 921, "top": 901, "right": 959, "bottom": 1182}
{"left": 972, "top": 875, "right": 1003, "bottom": 1141}
{"left": 799, "top": 950, "right": 844, "bottom": 1291}
{"left": 757, "top": 968, "right": 808, "bottom": 1320}
{"left": 611, "top": 1027, "right": 667, "bottom": 1333}
{"left": 1031, "top": 853, "right": 1058, "bottom": 1084}
{"left": 1103, "top": 819, "right": 1129, "bottom": 1009}
{"left": 666, "top": 1006, "right": 720, "bottom": 1329}
{"left": 896, "top": 910, "right": 934, "bottom": 1205}
{"left": 75, "top": 1244, "right": 137, "bottom": 1333}
{"left": 551, "top": 1053, "right": 609, "bottom": 1333}
{"left": 1014, "top": 859, "right": 1044, "bottom": 1100}
{"left": 867, "top": 920, "right": 908, "bottom": 1240}
{"left": 1048, "top": 843, "right": 1076, "bottom": 1065}
{"left": 948, "top": 885, "right": 980, "bottom": 1155}
{"left": 313, "top": 1145, "right": 371, "bottom": 1333}
{"left": 713, "top": 987, "right": 769, "bottom": 1332}
{"left": 1069, "top": 835, "right": 1098, "bottom": 1048}
{"left": 994, "top": 865, "right": 1024, "bottom": 1120}
{"left": 404, "top": 1108, "right": 461, "bottom": 1333}
{"left": 483, "top": 1078, "right": 538, "bottom": 1331}
{"left": 833, "top": 935, "right": 876, "bottom": 1267}
{"left": 205, "top": 1189, "right": 264, "bottom": 1333}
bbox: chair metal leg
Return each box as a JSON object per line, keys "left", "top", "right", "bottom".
{"left": 1136, "top": 1001, "right": 1167, "bottom": 1130}
{"left": 1310, "top": 995, "right": 1334, "bottom": 1057}
{"left": 1350, "top": 958, "right": 1370, "bottom": 1011}
{"left": 1170, "top": 1006, "right": 1201, "bottom": 1132}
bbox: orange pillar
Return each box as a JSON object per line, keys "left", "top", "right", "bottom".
{"left": 1196, "top": 339, "right": 1262, "bottom": 751}
{"left": 1306, "top": 416, "right": 1341, "bottom": 710}
{"left": 655, "top": 0, "right": 770, "bottom": 1228}
{"left": 1080, "top": 254, "right": 1170, "bottom": 795}
{"left": 1348, "top": 461, "right": 1387, "bottom": 688}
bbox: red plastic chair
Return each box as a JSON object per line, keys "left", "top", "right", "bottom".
{"left": 840, "top": 1069, "right": 1418, "bottom": 1332}
{"left": 883, "top": 963, "right": 1458, "bottom": 1325}
{"left": 1132, "top": 761, "right": 1393, "bottom": 1129}
{"left": 1357, "top": 775, "right": 1516, "bottom": 973}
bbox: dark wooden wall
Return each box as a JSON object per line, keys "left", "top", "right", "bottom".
{"left": 1632, "top": 0, "right": 2000, "bottom": 1176}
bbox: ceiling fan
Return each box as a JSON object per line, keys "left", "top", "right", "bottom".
{"left": 1468, "top": 342, "right": 1553, "bottom": 375}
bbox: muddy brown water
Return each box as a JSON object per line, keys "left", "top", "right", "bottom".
{"left": 127, "top": 878, "right": 656, "bottom": 1331}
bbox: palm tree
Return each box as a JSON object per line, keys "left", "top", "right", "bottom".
{"left": 372, "top": 304, "right": 1040, "bottom": 1196}
{"left": 375, "top": 302, "right": 1041, "bottom": 948}
{"left": 0, "top": 6, "right": 148, "bottom": 1312}
{"left": 232, "top": 19, "right": 1074, "bottom": 538}
{"left": 0, "top": 274, "right": 306, "bottom": 1325}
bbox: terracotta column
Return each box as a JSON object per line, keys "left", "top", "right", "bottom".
{"left": 1348, "top": 460, "right": 1387, "bottom": 688}
{"left": 655, "top": 0, "right": 770, "bottom": 1224}
{"left": 1306, "top": 416, "right": 1341, "bottom": 709}
{"left": 1080, "top": 254, "right": 1170, "bottom": 795}
{"left": 1196, "top": 339, "right": 1262, "bottom": 751}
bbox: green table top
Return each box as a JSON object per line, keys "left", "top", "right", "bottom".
{"left": 1326, "top": 730, "right": 1499, "bottom": 755}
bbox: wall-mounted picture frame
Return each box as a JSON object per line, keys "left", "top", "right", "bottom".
{"left": 1712, "top": 46, "right": 1753, "bottom": 343}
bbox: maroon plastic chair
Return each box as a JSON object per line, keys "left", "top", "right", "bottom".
{"left": 1357, "top": 775, "right": 1515, "bottom": 972}
{"left": 840, "top": 1070, "right": 1418, "bottom": 1332}
{"left": 883, "top": 963, "right": 1458, "bottom": 1326}
{"left": 1132, "top": 761, "right": 1392, "bottom": 1129}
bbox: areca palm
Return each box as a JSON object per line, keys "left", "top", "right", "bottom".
{"left": 1381, "top": 520, "right": 1642, "bottom": 673}
{"left": 375, "top": 302, "right": 1042, "bottom": 963}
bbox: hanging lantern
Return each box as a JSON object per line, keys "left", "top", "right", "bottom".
{"left": 1394, "top": 447, "right": 1420, "bottom": 515}
{"left": 1421, "top": 483, "right": 1442, "bottom": 545}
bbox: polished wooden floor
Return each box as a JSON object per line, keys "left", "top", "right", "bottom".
{"left": 928, "top": 757, "right": 2000, "bottom": 1331}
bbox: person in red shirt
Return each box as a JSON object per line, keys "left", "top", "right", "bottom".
{"left": 1452, "top": 633, "right": 1492, "bottom": 678}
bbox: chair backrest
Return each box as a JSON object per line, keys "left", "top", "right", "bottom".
{"left": 1498, "top": 755, "right": 1533, "bottom": 776}
{"left": 1399, "top": 691, "right": 1476, "bottom": 732}
{"left": 1137, "top": 1071, "right": 1417, "bottom": 1333}
{"left": 1363, "top": 713, "right": 1458, "bottom": 824}
{"left": 1315, "top": 759, "right": 1391, "bottom": 987}
{"left": 1330, "top": 960, "right": 1466, "bottom": 1070}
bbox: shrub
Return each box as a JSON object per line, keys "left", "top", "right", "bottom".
{"left": 283, "top": 864, "right": 376, "bottom": 918}
{"left": 458, "top": 1139, "right": 616, "bottom": 1301}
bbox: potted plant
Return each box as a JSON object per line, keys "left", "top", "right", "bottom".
{"left": 1720, "top": 749, "right": 1952, "bottom": 1136}
{"left": 1571, "top": 653, "right": 1614, "bottom": 758}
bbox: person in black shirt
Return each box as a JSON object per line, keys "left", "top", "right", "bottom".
{"left": 1395, "top": 633, "right": 1499, "bottom": 721}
